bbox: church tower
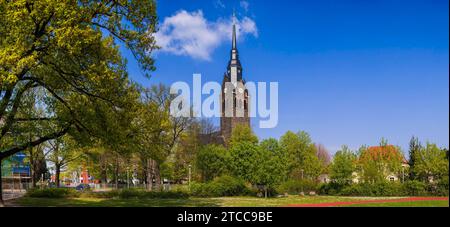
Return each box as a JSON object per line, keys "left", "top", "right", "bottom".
{"left": 220, "top": 22, "right": 250, "bottom": 143}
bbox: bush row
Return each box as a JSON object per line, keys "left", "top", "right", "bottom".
{"left": 275, "top": 179, "right": 318, "bottom": 195}
{"left": 190, "top": 175, "right": 254, "bottom": 197}
{"left": 26, "top": 188, "right": 190, "bottom": 199}
{"left": 26, "top": 188, "right": 80, "bottom": 198}
{"left": 25, "top": 177, "right": 449, "bottom": 198}
{"left": 318, "top": 179, "right": 449, "bottom": 197}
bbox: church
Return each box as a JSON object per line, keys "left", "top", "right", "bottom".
{"left": 220, "top": 22, "right": 251, "bottom": 142}
{"left": 200, "top": 23, "right": 251, "bottom": 146}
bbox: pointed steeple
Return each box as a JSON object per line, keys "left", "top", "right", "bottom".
{"left": 232, "top": 23, "right": 237, "bottom": 50}
{"left": 230, "top": 13, "right": 239, "bottom": 62}
{"left": 226, "top": 12, "right": 243, "bottom": 84}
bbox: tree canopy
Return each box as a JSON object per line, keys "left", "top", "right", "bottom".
{"left": 0, "top": 0, "right": 158, "bottom": 160}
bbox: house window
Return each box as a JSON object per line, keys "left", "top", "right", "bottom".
{"left": 389, "top": 177, "right": 395, "bottom": 182}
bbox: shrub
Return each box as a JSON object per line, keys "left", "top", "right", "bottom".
{"left": 403, "top": 180, "right": 428, "bottom": 196}
{"left": 318, "top": 179, "right": 448, "bottom": 196}
{"left": 436, "top": 176, "right": 449, "bottom": 196}
{"left": 339, "top": 184, "right": 365, "bottom": 196}
{"left": 317, "top": 182, "right": 343, "bottom": 195}
{"left": 276, "top": 180, "right": 318, "bottom": 195}
{"left": 26, "top": 188, "right": 80, "bottom": 198}
{"left": 80, "top": 189, "right": 190, "bottom": 199}
{"left": 191, "top": 175, "right": 251, "bottom": 197}
{"left": 339, "top": 182, "right": 405, "bottom": 196}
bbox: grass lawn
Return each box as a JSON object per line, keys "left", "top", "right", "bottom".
{"left": 10, "top": 196, "right": 449, "bottom": 207}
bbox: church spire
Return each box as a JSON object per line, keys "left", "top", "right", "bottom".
{"left": 227, "top": 12, "right": 243, "bottom": 84}
{"left": 230, "top": 13, "right": 239, "bottom": 62}
{"left": 232, "top": 22, "right": 237, "bottom": 50}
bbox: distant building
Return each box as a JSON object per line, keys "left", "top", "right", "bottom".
{"left": 1, "top": 152, "right": 31, "bottom": 189}
{"left": 1, "top": 152, "right": 30, "bottom": 178}
{"left": 352, "top": 145, "right": 409, "bottom": 183}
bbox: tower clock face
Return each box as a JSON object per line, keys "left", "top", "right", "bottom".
{"left": 238, "top": 88, "right": 244, "bottom": 93}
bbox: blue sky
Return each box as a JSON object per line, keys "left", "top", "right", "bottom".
{"left": 123, "top": 0, "right": 449, "bottom": 155}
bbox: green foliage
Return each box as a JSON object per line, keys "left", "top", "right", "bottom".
{"left": 26, "top": 188, "right": 190, "bottom": 199}
{"left": 279, "top": 131, "right": 323, "bottom": 180}
{"left": 403, "top": 180, "right": 428, "bottom": 196}
{"left": 436, "top": 176, "right": 449, "bottom": 196}
{"left": 317, "top": 182, "right": 344, "bottom": 195}
{"left": 339, "top": 182, "right": 405, "bottom": 196}
{"left": 196, "top": 144, "right": 229, "bottom": 182}
{"left": 229, "top": 124, "right": 259, "bottom": 146}
{"left": 229, "top": 141, "right": 260, "bottom": 183}
{"left": 319, "top": 179, "right": 446, "bottom": 196}
{"left": 1, "top": 0, "right": 158, "bottom": 162}
{"left": 76, "top": 189, "right": 189, "bottom": 199}
{"left": 413, "top": 143, "right": 449, "bottom": 182}
{"left": 330, "top": 145, "right": 357, "bottom": 185}
{"left": 255, "top": 138, "right": 288, "bottom": 188}
{"left": 276, "top": 179, "right": 318, "bottom": 194}
{"left": 190, "top": 175, "right": 251, "bottom": 197}
{"left": 26, "top": 188, "right": 80, "bottom": 198}
{"left": 408, "top": 136, "right": 421, "bottom": 179}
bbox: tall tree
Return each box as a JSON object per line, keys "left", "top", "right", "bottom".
{"left": 256, "top": 138, "right": 288, "bottom": 197}
{"left": 133, "top": 85, "right": 191, "bottom": 191}
{"left": 413, "top": 143, "right": 449, "bottom": 183}
{"left": 357, "top": 139, "right": 403, "bottom": 183}
{"left": 46, "top": 137, "right": 81, "bottom": 187}
{"left": 196, "top": 144, "right": 229, "bottom": 182}
{"left": 0, "top": 0, "right": 158, "bottom": 205}
{"left": 280, "top": 131, "right": 323, "bottom": 180}
{"left": 316, "top": 143, "right": 331, "bottom": 167}
{"left": 229, "top": 124, "right": 259, "bottom": 147}
{"left": 330, "top": 145, "right": 356, "bottom": 185}
{"left": 408, "top": 136, "right": 422, "bottom": 179}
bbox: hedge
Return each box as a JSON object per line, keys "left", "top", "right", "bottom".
{"left": 318, "top": 180, "right": 449, "bottom": 196}
{"left": 26, "top": 188, "right": 189, "bottom": 199}
{"left": 190, "top": 175, "right": 253, "bottom": 197}
{"left": 276, "top": 179, "right": 318, "bottom": 195}
{"left": 26, "top": 188, "right": 80, "bottom": 198}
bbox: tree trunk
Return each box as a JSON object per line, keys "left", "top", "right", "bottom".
{"left": 55, "top": 164, "right": 61, "bottom": 188}
{"left": 114, "top": 158, "right": 119, "bottom": 189}
{"left": 0, "top": 159, "right": 4, "bottom": 207}
{"left": 154, "top": 161, "right": 161, "bottom": 191}
{"left": 264, "top": 186, "right": 268, "bottom": 199}
{"left": 146, "top": 159, "right": 154, "bottom": 191}
{"left": 101, "top": 162, "right": 107, "bottom": 185}
{"left": 29, "top": 150, "right": 36, "bottom": 188}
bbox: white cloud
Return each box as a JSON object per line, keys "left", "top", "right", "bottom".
{"left": 155, "top": 10, "right": 258, "bottom": 60}
{"left": 240, "top": 0, "right": 249, "bottom": 12}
